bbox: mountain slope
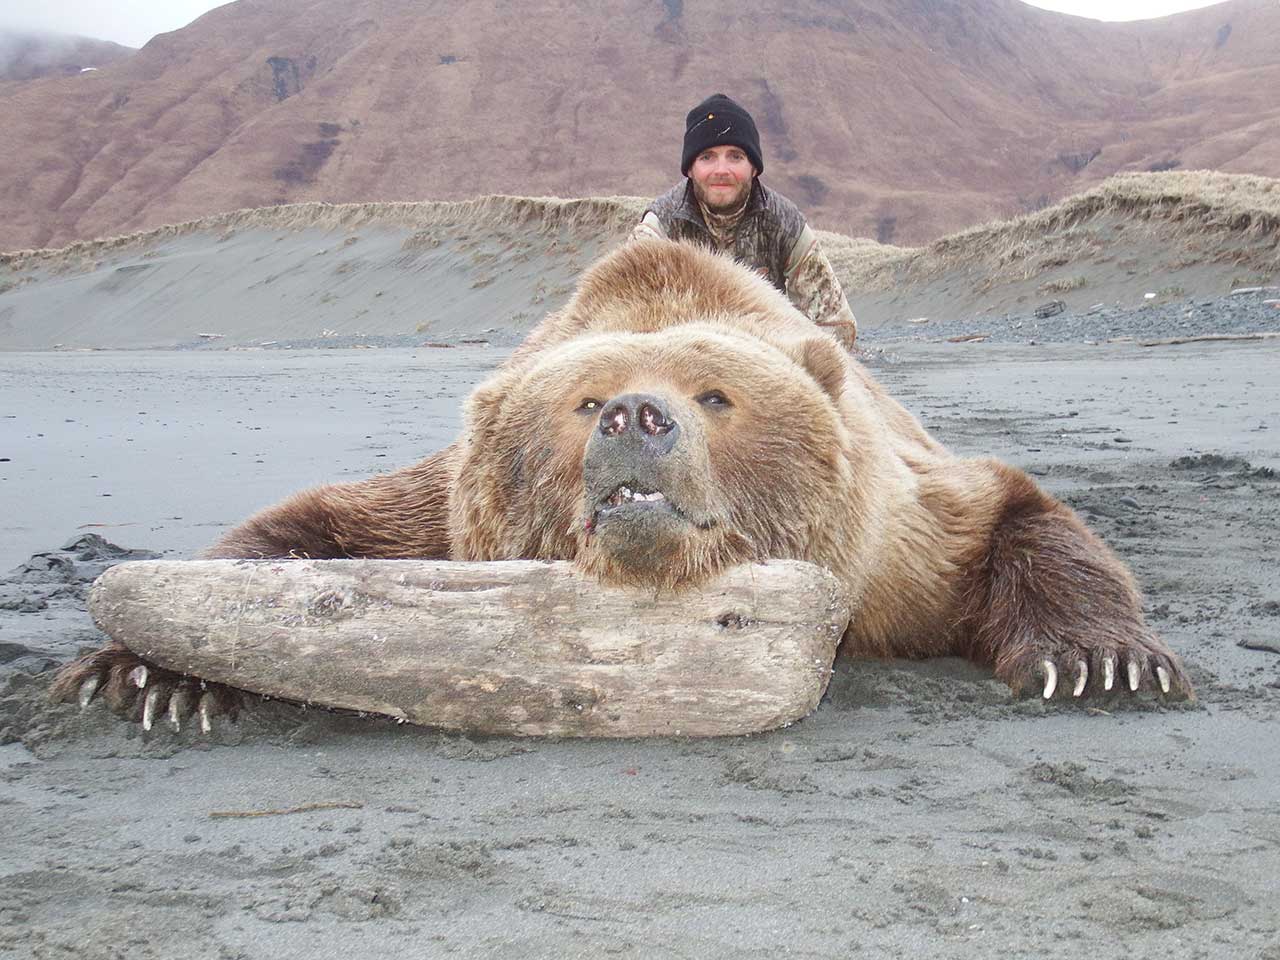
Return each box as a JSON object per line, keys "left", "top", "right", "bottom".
{"left": 1, "top": 0, "right": 1276, "bottom": 250}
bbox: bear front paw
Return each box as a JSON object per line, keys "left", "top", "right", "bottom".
{"left": 50, "top": 643, "right": 242, "bottom": 733}
{"left": 999, "top": 635, "right": 1193, "bottom": 702}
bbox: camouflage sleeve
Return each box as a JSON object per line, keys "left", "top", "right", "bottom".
{"left": 630, "top": 211, "right": 668, "bottom": 243}
{"left": 783, "top": 224, "right": 858, "bottom": 347}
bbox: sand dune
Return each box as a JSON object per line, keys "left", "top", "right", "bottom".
{"left": 0, "top": 172, "right": 1276, "bottom": 351}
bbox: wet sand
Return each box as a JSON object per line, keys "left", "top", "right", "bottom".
{"left": 0, "top": 347, "right": 501, "bottom": 570}
{"left": 2, "top": 339, "right": 1279, "bottom": 959}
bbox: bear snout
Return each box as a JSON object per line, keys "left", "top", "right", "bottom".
{"left": 583, "top": 392, "right": 691, "bottom": 523}
{"left": 580, "top": 391, "right": 716, "bottom": 539}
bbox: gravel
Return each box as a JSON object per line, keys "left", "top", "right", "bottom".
{"left": 863, "top": 289, "right": 1280, "bottom": 345}
{"left": 161, "top": 290, "right": 1280, "bottom": 352}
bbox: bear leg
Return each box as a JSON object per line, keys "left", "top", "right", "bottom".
{"left": 962, "top": 469, "right": 1193, "bottom": 701}
{"left": 50, "top": 446, "right": 463, "bottom": 731}
{"left": 205, "top": 444, "right": 459, "bottom": 560}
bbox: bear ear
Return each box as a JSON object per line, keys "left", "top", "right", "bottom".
{"left": 463, "top": 377, "right": 507, "bottom": 435}
{"left": 786, "top": 336, "right": 847, "bottom": 403}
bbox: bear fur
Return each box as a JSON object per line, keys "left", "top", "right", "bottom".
{"left": 53, "top": 238, "right": 1191, "bottom": 721}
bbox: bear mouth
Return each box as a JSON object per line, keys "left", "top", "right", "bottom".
{"left": 595, "top": 483, "right": 675, "bottom": 519}
{"left": 590, "top": 483, "right": 715, "bottom": 531}
{"left": 604, "top": 484, "right": 666, "bottom": 507}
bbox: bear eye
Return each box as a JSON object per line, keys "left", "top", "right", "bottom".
{"left": 696, "top": 390, "right": 732, "bottom": 409}
{"left": 576, "top": 398, "right": 603, "bottom": 413}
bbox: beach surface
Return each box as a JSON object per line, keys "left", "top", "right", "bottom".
{"left": 2, "top": 335, "right": 1278, "bottom": 959}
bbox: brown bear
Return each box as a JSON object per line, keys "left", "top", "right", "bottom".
{"left": 52, "top": 238, "right": 1191, "bottom": 731}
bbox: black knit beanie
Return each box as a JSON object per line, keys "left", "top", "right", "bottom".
{"left": 681, "top": 94, "right": 763, "bottom": 176}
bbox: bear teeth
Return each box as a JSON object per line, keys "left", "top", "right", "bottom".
{"left": 606, "top": 485, "right": 666, "bottom": 506}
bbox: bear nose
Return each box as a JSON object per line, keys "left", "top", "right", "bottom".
{"left": 598, "top": 393, "right": 679, "bottom": 449}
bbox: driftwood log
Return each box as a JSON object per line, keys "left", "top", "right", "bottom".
{"left": 88, "top": 559, "right": 851, "bottom": 737}
{"left": 1138, "top": 331, "right": 1280, "bottom": 347}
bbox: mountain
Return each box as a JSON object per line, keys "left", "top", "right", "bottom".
{"left": 1, "top": 0, "right": 1277, "bottom": 251}
{"left": 0, "top": 29, "right": 133, "bottom": 82}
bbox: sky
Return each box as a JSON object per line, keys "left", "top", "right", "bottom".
{"left": 1023, "top": 0, "right": 1228, "bottom": 18}
{"left": 0, "top": 0, "right": 1233, "bottom": 49}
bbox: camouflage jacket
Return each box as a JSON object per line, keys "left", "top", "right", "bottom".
{"left": 633, "top": 180, "right": 857, "bottom": 345}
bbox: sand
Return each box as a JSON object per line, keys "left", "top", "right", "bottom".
{"left": 2, "top": 335, "right": 1278, "bottom": 959}
{"left": 0, "top": 347, "right": 491, "bottom": 570}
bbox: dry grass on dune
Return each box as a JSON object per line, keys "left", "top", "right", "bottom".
{"left": 4, "top": 173, "right": 1277, "bottom": 298}
{"left": 0, "top": 195, "right": 650, "bottom": 270}
{"left": 831, "top": 171, "right": 1280, "bottom": 293}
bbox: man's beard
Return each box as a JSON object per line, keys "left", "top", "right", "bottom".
{"left": 691, "top": 176, "right": 752, "bottom": 214}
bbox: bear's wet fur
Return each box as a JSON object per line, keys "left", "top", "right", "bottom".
{"left": 52, "top": 238, "right": 1191, "bottom": 718}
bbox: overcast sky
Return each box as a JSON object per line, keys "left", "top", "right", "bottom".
{"left": 0, "top": 0, "right": 1233, "bottom": 49}
{"left": 1023, "top": 0, "right": 1227, "bottom": 19}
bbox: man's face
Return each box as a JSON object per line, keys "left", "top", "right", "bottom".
{"left": 689, "top": 145, "right": 755, "bottom": 212}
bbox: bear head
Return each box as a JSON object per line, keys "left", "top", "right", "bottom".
{"left": 449, "top": 322, "right": 855, "bottom": 590}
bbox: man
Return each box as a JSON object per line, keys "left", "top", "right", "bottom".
{"left": 633, "top": 93, "right": 858, "bottom": 348}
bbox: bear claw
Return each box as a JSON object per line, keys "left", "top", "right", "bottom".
{"left": 54, "top": 644, "right": 242, "bottom": 734}
{"left": 1041, "top": 660, "right": 1058, "bottom": 699}
{"left": 1022, "top": 645, "right": 1189, "bottom": 702}
{"left": 142, "top": 685, "right": 165, "bottom": 731}
{"left": 168, "top": 687, "right": 197, "bottom": 732}
{"left": 1073, "top": 661, "right": 1088, "bottom": 697}
{"left": 77, "top": 676, "right": 101, "bottom": 709}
